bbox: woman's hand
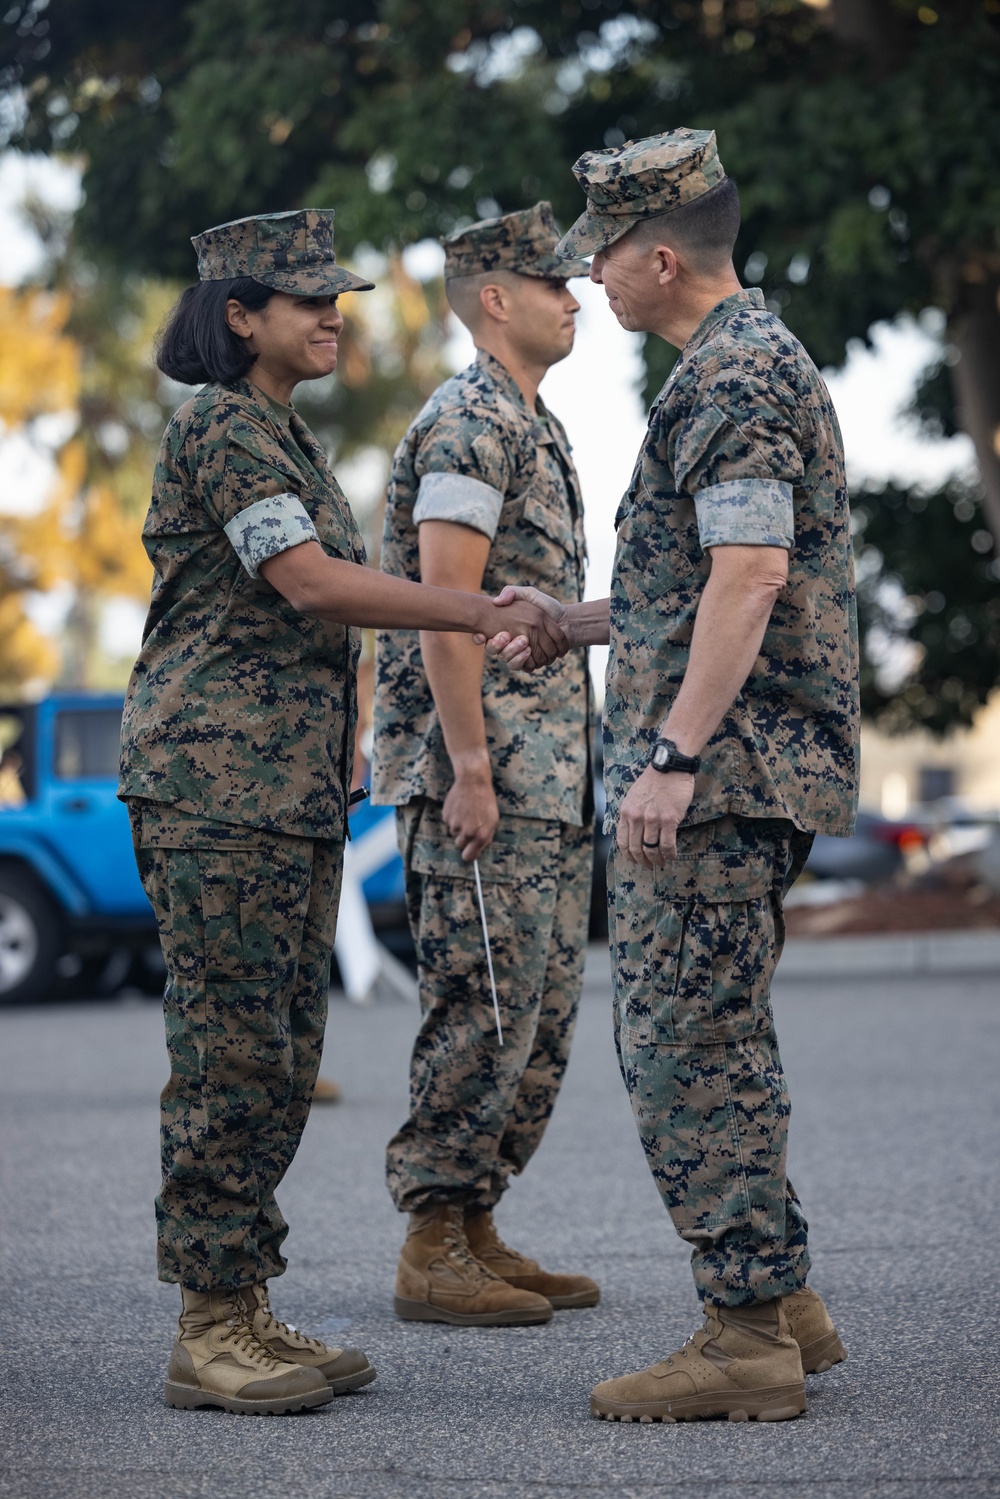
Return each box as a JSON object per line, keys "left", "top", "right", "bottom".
{"left": 477, "top": 586, "right": 569, "bottom": 671}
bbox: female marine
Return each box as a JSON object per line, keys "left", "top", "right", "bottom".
{"left": 120, "top": 210, "right": 561, "bottom": 1415}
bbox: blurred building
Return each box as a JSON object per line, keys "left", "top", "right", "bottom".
{"left": 860, "top": 691, "right": 1000, "bottom": 816}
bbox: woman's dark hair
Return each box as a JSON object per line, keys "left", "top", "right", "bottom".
{"left": 156, "top": 277, "right": 276, "bottom": 385}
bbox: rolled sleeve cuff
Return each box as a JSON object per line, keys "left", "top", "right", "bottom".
{"left": 223, "top": 493, "right": 319, "bottom": 579}
{"left": 413, "top": 471, "right": 504, "bottom": 540}
{"left": 694, "top": 478, "right": 794, "bottom": 550}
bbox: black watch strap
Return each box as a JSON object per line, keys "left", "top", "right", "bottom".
{"left": 649, "top": 738, "right": 701, "bottom": 775}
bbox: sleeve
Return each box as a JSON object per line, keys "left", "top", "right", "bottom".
{"left": 209, "top": 414, "right": 321, "bottom": 577}
{"left": 670, "top": 370, "right": 804, "bottom": 551}
{"left": 411, "top": 409, "right": 512, "bottom": 540}
{"left": 224, "top": 494, "right": 319, "bottom": 579}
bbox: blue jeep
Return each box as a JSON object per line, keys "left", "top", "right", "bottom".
{"left": 0, "top": 692, "right": 412, "bottom": 1003}
{"left": 0, "top": 693, "right": 157, "bottom": 1002}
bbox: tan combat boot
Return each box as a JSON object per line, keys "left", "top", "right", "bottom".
{"left": 241, "top": 1284, "right": 376, "bottom": 1392}
{"left": 394, "top": 1203, "right": 554, "bottom": 1326}
{"left": 783, "top": 1286, "right": 847, "bottom": 1374}
{"left": 590, "top": 1299, "right": 807, "bottom": 1424}
{"left": 164, "top": 1287, "right": 334, "bottom": 1415}
{"left": 465, "top": 1208, "right": 600, "bottom": 1310}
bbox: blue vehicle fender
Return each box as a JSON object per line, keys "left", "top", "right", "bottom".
{"left": 0, "top": 832, "right": 91, "bottom": 917}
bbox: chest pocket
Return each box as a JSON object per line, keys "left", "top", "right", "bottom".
{"left": 312, "top": 482, "right": 367, "bottom": 566}
{"left": 615, "top": 460, "right": 699, "bottom": 606}
{"left": 488, "top": 470, "right": 581, "bottom": 599}
{"left": 521, "top": 486, "right": 576, "bottom": 556}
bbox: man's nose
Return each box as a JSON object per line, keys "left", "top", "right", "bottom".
{"left": 589, "top": 254, "right": 605, "bottom": 284}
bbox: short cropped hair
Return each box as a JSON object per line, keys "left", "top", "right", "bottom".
{"left": 626, "top": 176, "right": 741, "bottom": 272}
{"left": 156, "top": 277, "right": 277, "bottom": 385}
{"left": 445, "top": 268, "right": 523, "bottom": 332}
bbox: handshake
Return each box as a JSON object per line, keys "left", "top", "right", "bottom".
{"left": 475, "top": 586, "right": 572, "bottom": 672}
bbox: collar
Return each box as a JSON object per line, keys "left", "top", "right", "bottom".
{"left": 684, "top": 287, "right": 766, "bottom": 356}
{"left": 227, "top": 377, "right": 329, "bottom": 474}
{"left": 474, "top": 348, "right": 554, "bottom": 445}
{"left": 229, "top": 376, "right": 283, "bottom": 429}
{"left": 288, "top": 408, "right": 329, "bottom": 473}
{"left": 263, "top": 392, "right": 294, "bottom": 426}
{"left": 475, "top": 348, "right": 528, "bottom": 410}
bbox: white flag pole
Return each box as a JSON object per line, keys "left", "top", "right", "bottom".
{"left": 473, "top": 858, "right": 503, "bottom": 1046}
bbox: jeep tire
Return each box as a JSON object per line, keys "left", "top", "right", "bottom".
{"left": 0, "top": 867, "right": 60, "bottom": 1004}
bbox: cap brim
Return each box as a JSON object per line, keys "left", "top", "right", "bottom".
{"left": 521, "top": 250, "right": 593, "bottom": 279}
{"left": 259, "top": 264, "right": 375, "bottom": 295}
{"left": 556, "top": 208, "right": 636, "bottom": 259}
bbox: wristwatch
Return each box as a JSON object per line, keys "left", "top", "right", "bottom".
{"left": 649, "top": 738, "right": 701, "bottom": 775}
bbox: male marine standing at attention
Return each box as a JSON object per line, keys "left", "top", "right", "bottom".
{"left": 489, "top": 132, "right": 859, "bottom": 1419}
{"left": 372, "top": 203, "right": 600, "bottom": 1326}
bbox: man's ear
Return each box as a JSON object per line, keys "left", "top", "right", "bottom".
{"left": 479, "top": 282, "right": 510, "bottom": 325}
{"left": 225, "top": 299, "right": 254, "bottom": 339}
{"left": 654, "top": 246, "right": 679, "bottom": 286}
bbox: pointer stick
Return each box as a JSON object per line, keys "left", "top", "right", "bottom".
{"left": 473, "top": 858, "right": 503, "bottom": 1046}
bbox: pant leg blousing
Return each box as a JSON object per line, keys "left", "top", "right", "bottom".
{"left": 386, "top": 797, "right": 592, "bottom": 1214}
{"left": 610, "top": 815, "right": 814, "bottom": 1307}
{"left": 130, "top": 804, "right": 342, "bottom": 1292}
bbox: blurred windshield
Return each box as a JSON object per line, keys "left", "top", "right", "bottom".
{"left": 0, "top": 708, "right": 32, "bottom": 805}
{"left": 54, "top": 709, "right": 122, "bottom": 781}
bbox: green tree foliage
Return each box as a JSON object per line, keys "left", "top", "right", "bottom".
{"left": 3, "top": 0, "right": 998, "bottom": 728}
{"left": 854, "top": 478, "right": 1000, "bottom": 733}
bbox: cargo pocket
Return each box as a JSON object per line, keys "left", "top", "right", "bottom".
{"left": 648, "top": 850, "right": 777, "bottom": 1045}
{"left": 411, "top": 833, "right": 520, "bottom": 884}
{"left": 409, "top": 803, "right": 552, "bottom": 885}
{"left": 409, "top": 810, "right": 560, "bottom": 1010}
{"left": 198, "top": 848, "right": 311, "bottom": 983}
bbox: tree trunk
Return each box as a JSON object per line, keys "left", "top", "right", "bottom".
{"left": 58, "top": 591, "right": 100, "bottom": 689}
{"left": 950, "top": 270, "right": 1000, "bottom": 549}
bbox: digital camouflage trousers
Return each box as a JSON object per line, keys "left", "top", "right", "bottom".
{"left": 129, "top": 801, "right": 342, "bottom": 1292}
{"left": 609, "top": 815, "right": 814, "bottom": 1308}
{"left": 387, "top": 798, "right": 592, "bottom": 1214}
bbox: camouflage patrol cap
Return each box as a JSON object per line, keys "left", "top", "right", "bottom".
{"left": 556, "top": 129, "right": 726, "bottom": 258}
{"left": 191, "top": 209, "right": 375, "bottom": 295}
{"left": 444, "top": 201, "right": 590, "bottom": 280}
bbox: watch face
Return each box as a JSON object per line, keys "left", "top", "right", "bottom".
{"left": 652, "top": 743, "right": 671, "bottom": 769}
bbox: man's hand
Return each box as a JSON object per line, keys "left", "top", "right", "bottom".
{"left": 617, "top": 766, "right": 695, "bottom": 868}
{"left": 477, "top": 586, "right": 568, "bottom": 669}
{"left": 443, "top": 766, "right": 500, "bottom": 862}
{"left": 477, "top": 585, "right": 568, "bottom": 670}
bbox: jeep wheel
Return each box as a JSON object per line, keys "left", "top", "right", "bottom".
{"left": 0, "top": 870, "right": 60, "bottom": 1004}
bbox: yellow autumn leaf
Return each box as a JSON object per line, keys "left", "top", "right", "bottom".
{"left": 0, "top": 287, "right": 79, "bottom": 427}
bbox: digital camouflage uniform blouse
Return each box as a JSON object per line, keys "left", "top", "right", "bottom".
{"left": 605, "top": 288, "right": 860, "bottom": 837}
{"left": 372, "top": 350, "right": 592, "bottom": 826}
{"left": 119, "top": 378, "right": 365, "bottom": 842}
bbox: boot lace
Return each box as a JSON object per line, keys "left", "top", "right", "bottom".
{"left": 441, "top": 1210, "right": 500, "bottom": 1285}
{"left": 657, "top": 1319, "right": 712, "bottom": 1371}
{"left": 216, "top": 1292, "right": 280, "bottom": 1367}
{"left": 255, "top": 1286, "right": 328, "bottom": 1353}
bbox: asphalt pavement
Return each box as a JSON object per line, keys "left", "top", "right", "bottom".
{"left": 1, "top": 945, "right": 998, "bottom": 1499}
